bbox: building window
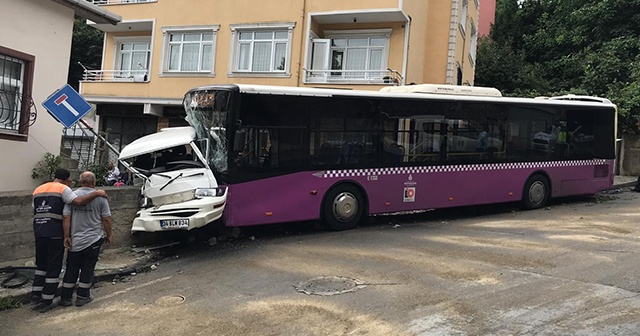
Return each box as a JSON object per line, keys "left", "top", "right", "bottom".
{"left": 229, "top": 22, "right": 295, "bottom": 76}
{"left": 116, "top": 39, "right": 150, "bottom": 79}
{"left": 0, "top": 46, "right": 34, "bottom": 139}
{"left": 306, "top": 29, "right": 391, "bottom": 84}
{"left": 162, "top": 25, "right": 219, "bottom": 75}
{"left": 469, "top": 20, "right": 478, "bottom": 65}
{"left": 459, "top": 0, "right": 468, "bottom": 37}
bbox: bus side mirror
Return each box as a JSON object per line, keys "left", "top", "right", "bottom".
{"left": 234, "top": 130, "right": 246, "bottom": 151}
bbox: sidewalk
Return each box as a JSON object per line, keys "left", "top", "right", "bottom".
{"left": 0, "top": 246, "right": 160, "bottom": 307}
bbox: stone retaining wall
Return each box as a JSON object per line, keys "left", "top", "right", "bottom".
{"left": 0, "top": 186, "right": 139, "bottom": 263}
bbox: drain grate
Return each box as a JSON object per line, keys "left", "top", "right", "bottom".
{"left": 155, "top": 295, "right": 186, "bottom": 306}
{"left": 294, "top": 276, "right": 367, "bottom": 296}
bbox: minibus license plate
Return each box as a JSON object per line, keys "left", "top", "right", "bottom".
{"left": 160, "top": 219, "right": 189, "bottom": 229}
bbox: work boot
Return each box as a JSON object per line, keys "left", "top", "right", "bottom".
{"left": 59, "top": 298, "right": 72, "bottom": 307}
{"left": 34, "top": 298, "right": 58, "bottom": 313}
{"left": 75, "top": 296, "right": 93, "bottom": 307}
{"left": 29, "top": 294, "right": 41, "bottom": 306}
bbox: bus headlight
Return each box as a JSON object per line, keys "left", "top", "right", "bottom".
{"left": 195, "top": 187, "right": 226, "bottom": 198}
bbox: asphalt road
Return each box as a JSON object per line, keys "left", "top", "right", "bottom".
{"left": 2, "top": 190, "right": 640, "bottom": 335}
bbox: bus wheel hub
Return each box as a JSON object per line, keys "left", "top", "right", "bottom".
{"left": 333, "top": 192, "right": 358, "bottom": 222}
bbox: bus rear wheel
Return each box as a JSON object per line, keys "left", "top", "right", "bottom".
{"left": 322, "top": 184, "right": 365, "bottom": 231}
{"left": 523, "top": 174, "right": 550, "bottom": 209}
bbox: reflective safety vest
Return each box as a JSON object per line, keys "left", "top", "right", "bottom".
{"left": 557, "top": 131, "right": 567, "bottom": 144}
{"left": 32, "top": 182, "right": 67, "bottom": 238}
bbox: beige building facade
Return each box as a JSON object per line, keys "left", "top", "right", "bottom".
{"left": 0, "top": 0, "right": 119, "bottom": 192}
{"left": 82, "top": 0, "right": 479, "bottom": 153}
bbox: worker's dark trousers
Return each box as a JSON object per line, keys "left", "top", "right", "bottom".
{"left": 32, "top": 237, "right": 64, "bottom": 304}
{"left": 61, "top": 238, "right": 103, "bottom": 300}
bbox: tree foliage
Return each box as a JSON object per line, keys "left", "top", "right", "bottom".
{"left": 475, "top": 0, "right": 640, "bottom": 133}
{"left": 67, "top": 17, "right": 103, "bottom": 90}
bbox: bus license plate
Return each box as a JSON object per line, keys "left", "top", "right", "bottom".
{"left": 160, "top": 219, "right": 189, "bottom": 229}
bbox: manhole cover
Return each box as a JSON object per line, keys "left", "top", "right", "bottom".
{"left": 155, "top": 295, "right": 186, "bottom": 306}
{"left": 294, "top": 276, "right": 367, "bottom": 296}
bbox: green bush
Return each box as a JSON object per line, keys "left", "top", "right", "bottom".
{"left": 0, "top": 296, "right": 20, "bottom": 311}
{"left": 31, "top": 153, "right": 62, "bottom": 181}
{"left": 83, "top": 163, "right": 110, "bottom": 186}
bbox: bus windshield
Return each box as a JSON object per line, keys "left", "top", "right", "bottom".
{"left": 183, "top": 89, "right": 231, "bottom": 173}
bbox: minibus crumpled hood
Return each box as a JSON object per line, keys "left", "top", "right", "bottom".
{"left": 119, "top": 127, "right": 196, "bottom": 160}
{"left": 143, "top": 168, "right": 215, "bottom": 202}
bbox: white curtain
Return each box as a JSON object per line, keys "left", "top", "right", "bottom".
{"left": 273, "top": 43, "right": 286, "bottom": 71}
{"left": 201, "top": 44, "right": 213, "bottom": 71}
{"left": 238, "top": 43, "right": 251, "bottom": 71}
{"left": 252, "top": 42, "right": 271, "bottom": 71}
{"left": 346, "top": 49, "right": 366, "bottom": 79}
{"left": 181, "top": 43, "right": 199, "bottom": 71}
{"left": 169, "top": 45, "right": 180, "bottom": 71}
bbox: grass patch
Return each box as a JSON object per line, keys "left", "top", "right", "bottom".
{"left": 0, "top": 296, "right": 21, "bottom": 311}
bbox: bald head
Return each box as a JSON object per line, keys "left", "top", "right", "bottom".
{"left": 79, "top": 171, "right": 96, "bottom": 188}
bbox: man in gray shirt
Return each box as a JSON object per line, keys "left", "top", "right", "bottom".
{"left": 60, "top": 171, "right": 113, "bottom": 307}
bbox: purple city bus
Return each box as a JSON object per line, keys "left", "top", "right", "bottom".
{"left": 180, "top": 84, "right": 616, "bottom": 231}
{"left": 121, "top": 84, "right": 616, "bottom": 233}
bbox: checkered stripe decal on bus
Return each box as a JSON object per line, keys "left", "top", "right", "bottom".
{"left": 317, "top": 159, "right": 608, "bottom": 178}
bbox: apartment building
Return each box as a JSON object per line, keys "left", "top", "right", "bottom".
{"left": 0, "top": 0, "right": 119, "bottom": 192}
{"left": 83, "top": 0, "right": 480, "bottom": 155}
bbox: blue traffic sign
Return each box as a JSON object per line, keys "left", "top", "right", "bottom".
{"left": 42, "top": 84, "right": 92, "bottom": 128}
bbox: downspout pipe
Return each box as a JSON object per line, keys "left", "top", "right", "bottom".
{"left": 399, "top": 0, "right": 410, "bottom": 85}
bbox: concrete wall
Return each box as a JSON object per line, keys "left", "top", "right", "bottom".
{"left": 0, "top": 0, "right": 75, "bottom": 192}
{"left": 619, "top": 134, "right": 640, "bottom": 176}
{"left": 0, "top": 186, "right": 139, "bottom": 263}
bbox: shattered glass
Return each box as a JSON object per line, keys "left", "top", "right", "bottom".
{"left": 184, "top": 90, "right": 230, "bottom": 173}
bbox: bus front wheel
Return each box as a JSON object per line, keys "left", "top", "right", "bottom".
{"left": 322, "top": 184, "right": 365, "bottom": 231}
{"left": 522, "top": 174, "right": 550, "bottom": 209}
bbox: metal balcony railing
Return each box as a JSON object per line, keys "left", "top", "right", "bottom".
{"left": 61, "top": 124, "right": 96, "bottom": 170}
{"left": 304, "top": 68, "right": 402, "bottom": 85}
{"left": 89, "top": 0, "right": 155, "bottom": 4}
{"left": 82, "top": 70, "right": 148, "bottom": 82}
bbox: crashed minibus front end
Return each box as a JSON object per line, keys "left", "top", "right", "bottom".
{"left": 119, "top": 126, "right": 227, "bottom": 232}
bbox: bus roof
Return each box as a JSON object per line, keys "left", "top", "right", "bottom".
{"left": 380, "top": 84, "right": 503, "bottom": 97}
{"left": 188, "top": 84, "right": 616, "bottom": 109}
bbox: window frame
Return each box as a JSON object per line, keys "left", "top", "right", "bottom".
{"left": 228, "top": 22, "right": 295, "bottom": 77}
{"left": 114, "top": 37, "right": 151, "bottom": 80}
{"left": 325, "top": 29, "right": 391, "bottom": 79}
{"left": 469, "top": 20, "right": 478, "bottom": 66}
{"left": 160, "top": 25, "right": 219, "bottom": 77}
{"left": 0, "top": 46, "right": 34, "bottom": 141}
{"left": 305, "top": 29, "right": 391, "bottom": 84}
{"left": 459, "top": 0, "right": 469, "bottom": 38}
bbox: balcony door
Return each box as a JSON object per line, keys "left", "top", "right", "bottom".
{"left": 308, "top": 39, "right": 330, "bottom": 81}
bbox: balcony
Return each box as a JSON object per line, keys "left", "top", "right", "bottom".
{"left": 304, "top": 68, "right": 402, "bottom": 85}
{"left": 82, "top": 70, "right": 148, "bottom": 82}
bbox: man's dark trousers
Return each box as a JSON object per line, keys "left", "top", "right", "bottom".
{"left": 33, "top": 237, "right": 64, "bottom": 304}
{"left": 61, "top": 238, "right": 103, "bottom": 300}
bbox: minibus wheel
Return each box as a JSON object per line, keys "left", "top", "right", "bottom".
{"left": 322, "top": 184, "right": 364, "bottom": 231}
{"left": 522, "top": 174, "right": 550, "bottom": 209}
